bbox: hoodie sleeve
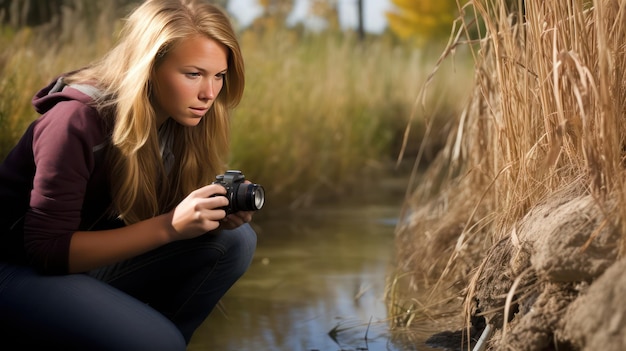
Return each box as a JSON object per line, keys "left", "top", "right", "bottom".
{"left": 24, "top": 99, "right": 104, "bottom": 274}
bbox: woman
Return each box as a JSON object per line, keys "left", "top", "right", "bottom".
{"left": 0, "top": 0, "right": 257, "bottom": 349}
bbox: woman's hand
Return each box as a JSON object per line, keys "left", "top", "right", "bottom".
{"left": 219, "top": 179, "right": 256, "bottom": 229}
{"left": 219, "top": 210, "right": 254, "bottom": 230}
{"left": 169, "top": 184, "right": 229, "bottom": 240}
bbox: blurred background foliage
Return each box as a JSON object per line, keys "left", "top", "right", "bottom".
{"left": 0, "top": 0, "right": 475, "bottom": 213}
{"left": 387, "top": 0, "right": 462, "bottom": 44}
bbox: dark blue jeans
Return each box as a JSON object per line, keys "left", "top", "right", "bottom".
{"left": 0, "top": 224, "right": 257, "bottom": 351}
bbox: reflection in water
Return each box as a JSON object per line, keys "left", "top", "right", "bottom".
{"left": 188, "top": 186, "right": 432, "bottom": 351}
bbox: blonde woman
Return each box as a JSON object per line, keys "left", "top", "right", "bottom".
{"left": 0, "top": 0, "right": 258, "bottom": 349}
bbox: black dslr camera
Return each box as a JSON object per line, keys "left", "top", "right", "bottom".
{"left": 212, "top": 170, "right": 265, "bottom": 214}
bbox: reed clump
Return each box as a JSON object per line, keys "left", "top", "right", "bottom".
{"left": 390, "top": 0, "right": 626, "bottom": 349}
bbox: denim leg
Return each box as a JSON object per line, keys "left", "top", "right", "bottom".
{"left": 0, "top": 264, "right": 187, "bottom": 351}
{"left": 89, "top": 224, "right": 257, "bottom": 342}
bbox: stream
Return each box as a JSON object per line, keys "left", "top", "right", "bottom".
{"left": 188, "top": 175, "right": 439, "bottom": 351}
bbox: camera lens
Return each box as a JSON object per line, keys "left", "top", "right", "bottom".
{"left": 252, "top": 185, "right": 265, "bottom": 209}
{"left": 235, "top": 183, "right": 265, "bottom": 211}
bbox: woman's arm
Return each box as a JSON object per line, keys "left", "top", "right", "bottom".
{"left": 69, "top": 213, "right": 173, "bottom": 273}
{"left": 68, "top": 184, "right": 228, "bottom": 273}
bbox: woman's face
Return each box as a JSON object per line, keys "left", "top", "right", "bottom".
{"left": 152, "top": 35, "right": 228, "bottom": 127}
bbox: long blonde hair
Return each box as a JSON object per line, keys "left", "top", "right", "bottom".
{"left": 66, "top": 0, "right": 245, "bottom": 224}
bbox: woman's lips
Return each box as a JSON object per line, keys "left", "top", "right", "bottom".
{"left": 190, "top": 107, "right": 209, "bottom": 116}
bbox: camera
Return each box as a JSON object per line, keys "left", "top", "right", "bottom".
{"left": 212, "top": 170, "right": 265, "bottom": 214}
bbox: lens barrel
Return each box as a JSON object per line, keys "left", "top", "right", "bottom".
{"left": 234, "top": 183, "right": 265, "bottom": 211}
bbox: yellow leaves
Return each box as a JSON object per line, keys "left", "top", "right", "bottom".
{"left": 387, "top": 0, "right": 463, "bottom": 43}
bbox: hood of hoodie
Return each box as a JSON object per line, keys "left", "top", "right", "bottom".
{"left": 32, "top": 76, "right": 102, "bottom": 115}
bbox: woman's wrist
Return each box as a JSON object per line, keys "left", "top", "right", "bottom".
{"left": 156, "top": 212, "right": 179, "bottom": 244}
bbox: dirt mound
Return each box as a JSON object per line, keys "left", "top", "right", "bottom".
{"left": 472, "top": 185, "right": 623, "bottom": 350}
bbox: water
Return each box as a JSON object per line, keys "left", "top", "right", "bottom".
{"left": 188, "top": 177, "right": 434, "bottom": 351}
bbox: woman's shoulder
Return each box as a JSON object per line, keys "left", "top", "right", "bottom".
{"left": 31, "top": 77, "right": 110, "bottom": 148}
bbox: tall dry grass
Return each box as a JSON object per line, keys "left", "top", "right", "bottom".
{"left": 389, "top": 0, "right": 626, "bottom": 333}
{"left": 0, "top": 1, "right": 121, "bottom": 153}
{"left": 229, "top": 30, "right": 473, "bottom": 209}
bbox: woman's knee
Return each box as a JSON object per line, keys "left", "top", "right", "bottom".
{"left": 0, "top": 266, "right": 187, "bottom": 351}
{"left": 97, "top": 318, "right": 187, "bottom": 351}
{"left": 41, "top": 321, "right": 187, "bottom": 351}
{"left": 222, "top": 223, "right": 257, "bottom": 275}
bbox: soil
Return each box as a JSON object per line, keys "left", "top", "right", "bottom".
{"left": 450, "top": 183, "right": 625, "bottom": 350}
{"left": 415, "top": 179, "right": 626, "bottom": 351}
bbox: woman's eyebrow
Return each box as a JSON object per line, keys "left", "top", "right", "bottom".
{"left": 183, "top": 66, "right": 228, "bottom": 74}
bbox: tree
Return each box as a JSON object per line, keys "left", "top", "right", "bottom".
{"left": 0, "top": 0, "right": 63, "bottom": 28}
{"left": 386, "top": 0, "right": 463, "bottom": 44}
{"left": 0, "top": 0, "right": 138, "bottom": 30}
{"left": 252, "top": 0, "right": 293, "bottom": 30}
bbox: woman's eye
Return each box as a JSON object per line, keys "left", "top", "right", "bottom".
{"left": 216, "top": 72, "right": 226, "bottom": 80}
{"left": 185, "top": 72, "right": 201, "bottom": 78}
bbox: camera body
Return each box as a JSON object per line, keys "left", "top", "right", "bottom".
{"left": 212, "top": 170, "right": 265, "bottom": 214}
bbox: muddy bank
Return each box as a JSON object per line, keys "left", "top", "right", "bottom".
{"left": 416, "top": 181, "right": 626, "bottom": 351}
{"left": 472, "top": 183, "right": 623, "bottom": 350}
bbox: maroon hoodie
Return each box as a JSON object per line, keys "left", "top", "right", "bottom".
{"left": 0, "top": 76, "right": 119, "bottom": 274}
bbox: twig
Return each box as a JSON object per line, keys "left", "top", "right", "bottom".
{"left": 472, "top": 324, "right": 492, "bottom": 351}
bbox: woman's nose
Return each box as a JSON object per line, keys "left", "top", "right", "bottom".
{"left": 199, "top": 79, "right": 215, "bottom": 100}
